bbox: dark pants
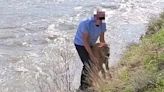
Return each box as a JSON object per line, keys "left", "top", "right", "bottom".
{"left": 75, "top": 44, "right": 93, "bottom": 90}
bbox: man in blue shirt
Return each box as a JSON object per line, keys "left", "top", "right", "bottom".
{"left": 74, "top": 9, "right": 107, "bottom": 90}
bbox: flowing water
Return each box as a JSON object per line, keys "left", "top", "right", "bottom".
{"left": 0, "top": 0, "right": 164, "bottom": 92}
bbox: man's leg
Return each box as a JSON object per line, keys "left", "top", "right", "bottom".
{"left": 75, "top": 44, "right": 93, "bottom": 90}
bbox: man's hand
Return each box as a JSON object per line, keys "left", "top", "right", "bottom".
{"left": 98, "top": 42, "right": 107, "bottom": 47}
{"left": 90, "top": 55, "right": 99, "bottom": 65}
{"left": 90, "top": 55, "right": 101, "bottom": 71}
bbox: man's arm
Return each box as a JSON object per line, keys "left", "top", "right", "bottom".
{"left": 83, "top": 32, "right": 94, "bottom": 58}
{"left": 83, "top": 32, "right": 98, "bottom": 63}
{"left": 99, "top": 32, "right": 105, "bottom": 43}
{"left": 99, "top": 32, "right": 107, "bottom": 47}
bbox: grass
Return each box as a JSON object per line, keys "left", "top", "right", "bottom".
{"left": 98, "top": 11, "right": 164, "bottom": 92}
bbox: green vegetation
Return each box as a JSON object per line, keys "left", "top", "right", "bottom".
{"left": 99, "top": 11, "right": 164, "bottom": 92}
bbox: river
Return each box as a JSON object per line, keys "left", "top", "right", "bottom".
{"left": 0, "top": 0, "right": 164, "bottom": 92}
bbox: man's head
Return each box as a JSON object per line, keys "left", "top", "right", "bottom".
{"left": 99, "top": 45, "right": 110, "bottom": 59}
{"left": 94, "top": 9, "right": 105, "bottom": 27}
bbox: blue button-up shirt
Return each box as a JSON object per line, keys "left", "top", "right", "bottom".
{"left": 74, "top": 17, "right": 106, "bottom": 46}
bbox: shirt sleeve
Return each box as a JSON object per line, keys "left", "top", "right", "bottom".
{"left": 80, "top": 21, "right": 88, "bottom": 33}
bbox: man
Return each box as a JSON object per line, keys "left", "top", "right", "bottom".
{"left": 74, "top": 9, "right": 107, "bottom": 90}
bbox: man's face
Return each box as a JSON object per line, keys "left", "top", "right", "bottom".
{"left": 97, "top": 11, "right": 105, "bottom": 20}
{"left": 95, "top": 11, "right": 105, "bottom": 26}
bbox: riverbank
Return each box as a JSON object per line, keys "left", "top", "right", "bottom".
{"left": 1, "top": 0, "right": 164, "bottom": 92}
{"left": 98, "top": 11, "right": 164, "bottom": 92}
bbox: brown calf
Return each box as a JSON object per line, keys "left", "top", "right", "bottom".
{"left": 92, "top": 43, "right": 111, "bottom": 79}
